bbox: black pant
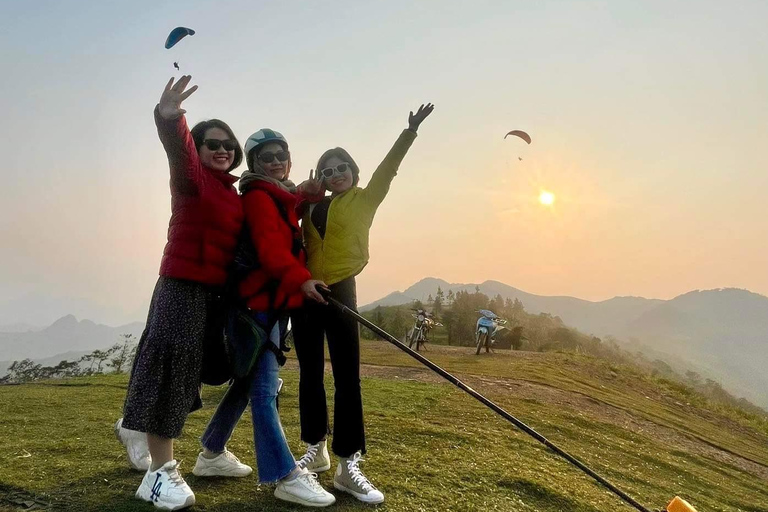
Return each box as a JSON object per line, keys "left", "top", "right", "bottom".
{"left": 291, "top": 277, "right": 365, "bottom": 457}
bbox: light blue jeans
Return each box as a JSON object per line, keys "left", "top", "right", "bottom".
{"left": 201, "top": 317, "right": 296, "bottom": 483}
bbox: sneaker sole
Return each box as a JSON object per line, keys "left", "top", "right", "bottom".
{"left": 274, "top": 487, "right": 335, "bottom": 508}
{"left": 135, "top": 490, "right": 195, "bottom": 511}
{"left": 333, "top": 481, "right": 384, "bottom": 504}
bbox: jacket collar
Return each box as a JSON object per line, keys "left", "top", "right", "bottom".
{"left": 205, "top": 167, "right": 240, "bottom": 188}
{"left": 244, "top": 178, "right": 297, "bottom": 207}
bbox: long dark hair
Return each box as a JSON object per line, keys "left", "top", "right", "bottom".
{"left": 190, "top": 119, "right": 243, "bottom": 172}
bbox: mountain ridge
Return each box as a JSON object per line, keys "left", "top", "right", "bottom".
{"left": 0, "top": 315, "right": 144, "bottom": 365}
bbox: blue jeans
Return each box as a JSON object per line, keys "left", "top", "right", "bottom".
{"left": 200, "top": 318, "right": 296, "bottom": 483}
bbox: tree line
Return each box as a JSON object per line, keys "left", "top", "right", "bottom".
{"left": 361, "top": 286, "right": 618, "bottom": 356}
{"left": 0, "top": 334, "right": 138, "bottom": 384}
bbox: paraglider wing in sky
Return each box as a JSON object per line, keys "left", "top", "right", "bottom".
{"left": 165, "top": 27, "right": 195, "bottom": 49}
{"left": 504, "top": 130, "right": 531, "bottom": 144}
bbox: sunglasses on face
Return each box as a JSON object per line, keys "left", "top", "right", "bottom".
{"left": 320, "top": 163, "right": 351, "bottom": 179}
{"left": 258, "top": 150, "right": 290, "bottom": 164}
{"left": 202, "top": 139, "right": 238, "bottom": 152}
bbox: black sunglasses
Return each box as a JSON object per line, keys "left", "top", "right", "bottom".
{"left": 258, "top": 150, "right": 290, "bottom": 164}
{"left": 320, "top": 163, "right": 351, "bottom": 179}
{"left": 203, "top": 139, "right": 238, "bottom": 152}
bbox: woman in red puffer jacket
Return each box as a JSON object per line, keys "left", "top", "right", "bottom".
{"left": 119, "top": 76, "right": 246, "bottom": 511}
{"left": 196, "top": 129, "right": 335, "bottom": 507}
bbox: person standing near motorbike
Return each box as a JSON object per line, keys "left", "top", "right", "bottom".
{"left": 291, "top": 103, "right": 434, "bottom": 504}
{"left": 475, "top": 309, "right": 507, "bottom": 355}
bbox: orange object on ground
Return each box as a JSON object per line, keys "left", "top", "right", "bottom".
{"left": 667, "top": 496, "right": 698, "bottom": 512}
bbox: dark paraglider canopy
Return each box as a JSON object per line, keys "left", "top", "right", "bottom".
{"left": 165, "top": 27, "right": 195, "bottom": 49}
{"left": 504, "top": 130, "right": 531, "bottom": 144}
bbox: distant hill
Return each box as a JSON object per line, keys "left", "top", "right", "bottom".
{"left": 0, "top": 322, "right": 41, "bottom": 333}
{"left": 362, "top": 278, "right": 768, "bottom": 407}
{"left": 0, "top": 315, "right": 144, "bottom": 367}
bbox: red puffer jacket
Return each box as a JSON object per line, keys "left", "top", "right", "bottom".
{"left": 238, "top": 180, "right": 311, "bottom": 311}
{"left": 154, "top": 107, "right": 244, "bottom": 286}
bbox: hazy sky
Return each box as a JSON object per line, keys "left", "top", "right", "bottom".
{"left": 1, "top": 0, "right": 767, "bottom": 325}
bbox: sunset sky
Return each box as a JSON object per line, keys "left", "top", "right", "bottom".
{"left": 1, "top": 0, "right": 767, "bottom": 326}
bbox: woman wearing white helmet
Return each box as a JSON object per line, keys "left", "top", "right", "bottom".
{"left": 195, "top": 128, "right": 335, "bottom": 507}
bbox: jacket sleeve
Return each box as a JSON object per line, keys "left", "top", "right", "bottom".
{"left": 361, "top": 129, "right": 417, "bottom": 210}
{"left": 294, "top": 185, "right": 326, "bottom": 217}
{"left": 244, "top": 191, "right": 312, "bottom": 296}
{"left": 154, "top": 105, "right": 203, "bottom": 195}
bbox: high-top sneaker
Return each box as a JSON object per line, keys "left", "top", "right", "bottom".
{"left": 333, "top": 452, "right": 384, "bottom": 504}
{"left": 296, "top": 440, "right": 331, "bottom": 473}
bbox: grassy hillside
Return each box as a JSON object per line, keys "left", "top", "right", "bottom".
{"left": 2, "top": 341, "right": 768, "bottom": 511}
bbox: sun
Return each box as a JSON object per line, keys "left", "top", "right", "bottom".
{"left": 539, "top": 190, "right": 555, "bottom": 206}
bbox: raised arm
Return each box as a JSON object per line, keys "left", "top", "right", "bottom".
{"left": 154, "top": 76, "right": 203, "bottom": 195}
{"left": 363, "top": 103, "right": 434, "bottom": 208}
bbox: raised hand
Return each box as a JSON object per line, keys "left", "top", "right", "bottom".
{"left": 408, "top": 103, "right": 435, "bottom": 132}
{"left": 158, "top": 75, "right": 198, "bottom": 120}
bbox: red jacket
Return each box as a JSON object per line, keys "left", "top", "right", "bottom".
{"left": 238, "top": 180, "right": 312, "bottom": 311}
{"left": 155, "top": 108, "right": 244, "bottom": 286}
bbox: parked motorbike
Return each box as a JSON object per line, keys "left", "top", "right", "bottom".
{"left": 475, "top": 309, "right": 507, "bottom": 355}
{"left": 408, "top": 309, "right": 442, "bottom": 352}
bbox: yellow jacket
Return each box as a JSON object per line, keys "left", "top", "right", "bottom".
{"left": 303, "top": 129, "right": 417, "bottom": 285}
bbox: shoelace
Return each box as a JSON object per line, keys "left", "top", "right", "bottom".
{"left": 298, "top": 443, "right": 320, "bottom": 468}
{"left": 299, "top": 471, "right": 326, "bottom": 493}
{"left": 345, "top": 453, "right": 375, "bottom": 492}
{"left": 223, "top": 450, "right": 241, "bottom": 464}
{"left": 166, "top": 463, "right": 186, "bottom": 486}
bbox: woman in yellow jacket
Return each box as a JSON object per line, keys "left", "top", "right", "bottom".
{"left": 291, "top": 103, "right": 434, "bottom": 504}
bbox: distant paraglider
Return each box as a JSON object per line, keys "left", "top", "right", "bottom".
{"left": 504, "top": 130, "right": 531, "bottom": 144}
{"left": 504, "top": 130, "right": 531, "bottom": 163}
{"left": 165, "top": 27, "right": 195, "bottom": 71}
{"left": 165, "top": 27, "right": 195, "bottom": 49}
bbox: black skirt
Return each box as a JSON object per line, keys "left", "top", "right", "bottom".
{"left": 122, "top": 276, "right": 222, "bottom": 439}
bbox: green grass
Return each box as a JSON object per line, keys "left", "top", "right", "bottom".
{"left": 2, "top": 341, "right": 768, "bottom": 511}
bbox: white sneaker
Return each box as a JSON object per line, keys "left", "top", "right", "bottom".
{"left": 115, "top": 417, "right": 151, "bottom": 471}
{"left": 274, "top": 467, "right": 336, "bottom": 507}
{"left": 297, "top": 440, "right": 331, "bottom": 473}
{"left": 136, "top": 460, "right": 195, "bottom": 510}
{"left": 192, "top": 449, "right": 253, "bottom": 477}
{"left": 333, "top": 452, "right": 384, "bottom": 504}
